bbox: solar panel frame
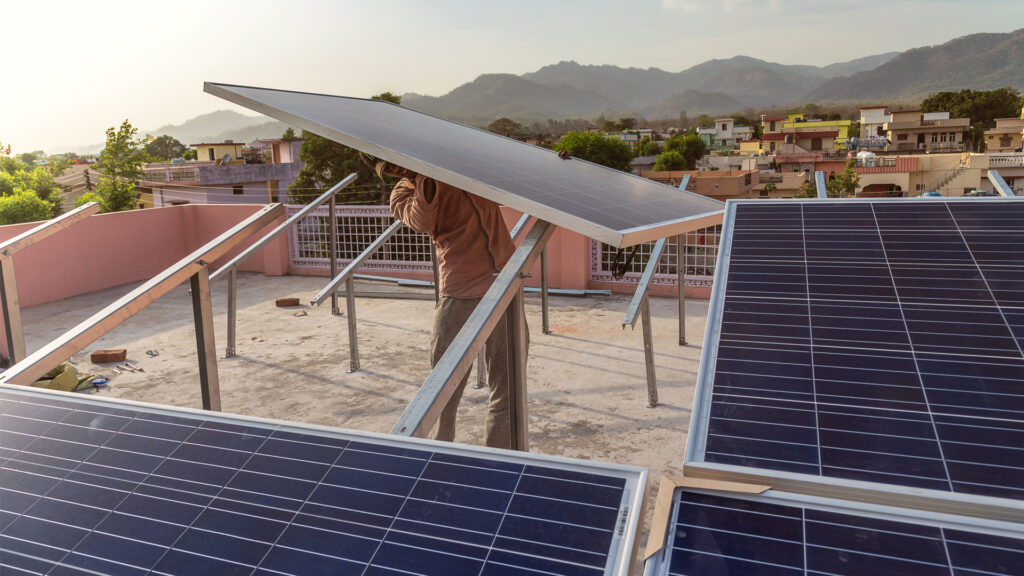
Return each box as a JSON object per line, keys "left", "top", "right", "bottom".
{"left": 203, "top": 82, "right": 724, "bottom": 248}
{"left": 642, "top": 486, "right": 1024, "bottom": 576}
{"left": 684, "top": 197, "right": 1024, "bottom": 523}
{"left": 0, "top": 383, "right": 647, "bottom": 576}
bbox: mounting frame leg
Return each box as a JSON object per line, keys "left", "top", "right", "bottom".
{"left": 677, "top": 233, "right": 686, "bottom": 346}
{"left": 329, "top": 196, "right": 340, "bottom": 315}
{"left": 0, "top": 255, "right": 26, "bottom": 365}
{"left": 191, "top": 265, "right": 221, "bottom": 411}
{"left": 541, "top": 248, "right": 550, "bottom": 334}
{"left": 346, "top": 276, "right": 359, "bottom": 372}
{"left": 641, "top": 296, "right": 658, "bottom": 407}
{"left": 225, "top": 267, "right": 237, "bottom": 358}
{"left": 507, "top": 287, "right": 529, "bottom": 451}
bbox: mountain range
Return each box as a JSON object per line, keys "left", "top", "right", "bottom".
{"left": 64, "top": 28, "right": 1022, "bottom": 153}
{"left": 402, "top": 29, "right": 1023, "bottom": 123}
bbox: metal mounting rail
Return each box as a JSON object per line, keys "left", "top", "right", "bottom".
{"left": 622, "top": 237, "right": 667, "bottom": 407}
{"left": 677, "top": 173, "right": 692, "bottom": 191}
{"left": 311, "top": 218, "right": 405, "bottom": 372}
{"left": 0, "top": 204, "right": 284, "bottom": 411}
{"left": 211, "top": 174, "right": 357, "bottom": 357}
{"left": 0, "top": 202, "right": 100, "bottom": 365}
{"left": 393, "top": 219, "right": 555, "bottom": 451}
{"left": 814, "top": 171, "right": 828, "bottom": 199}
{"left": 988, "top": 170, "right": 1017, "bottom": 197}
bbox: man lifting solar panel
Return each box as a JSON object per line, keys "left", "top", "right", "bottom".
{"left": 686, "top": 197, "right": 1024, "bottom": 523}
{"left": 204, "top": 82, "right": 725, "bottom": 449}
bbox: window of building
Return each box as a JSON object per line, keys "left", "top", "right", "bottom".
{"left": 233, "top": 185, "right": 243, "bottom": 195}
{"left": 759, "top": 190, "right": 769, "bottom": 198}
{"left": 744, "top": 173, "right": 752, "bottom": 185}
{"left": 940, "top": 133, "right": 947, "bottom": 142}
{"left": 770, "top": 121, "right": 776, "bottom": 131}
{"left": 721, "top": 123, "right": 728, "bottom": 131}
{"left": 208, "top": 148, "right": 215, "bottom": 161}
{"left": 1001, "top": 137, "right": 1013, "bottom": 148}
{"left": 770, "top": 142, "right": 776, "bottom": 152}
{"left": 811, "top": 138, "right": 822, "bottom": 151}
{"left": 931, "top": 134, "right": 938, "bottom": 143}
{"left": 897, "top": 134, "right": 908, "bottom": 141}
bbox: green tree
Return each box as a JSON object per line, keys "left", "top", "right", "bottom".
{"left": 289, "top": 131, "right": 380, "bottom": 204}
{"left": 0, "top": 172, "right": 15, "bottom": 196}
{"left": 182, "top": 148, "right": 198, "bottom": 161}
{"left": 653, "top": 150, "right": 686, "bottom": 171}
{"left": 144, "top": 135, "right": 188, "bottom": 161}
{"left": 826, "top": 159, "right": 859, "bottom": 198}
{"left": 618, "top": 118, "right": 636, "bottom": 131}
{"left": 95, "top": 120, "right": 148, "bottom": 212}
{"left": 794, "top": 181, "right": 817, "bottom": 198}
{"left": 74, "top": 191, "right": 103, "bottom": 208}
{"left": 371, "top": 92, "right": 402, "bottom": 105}
{"left": 762, "top": 182, "right": 777, "bottom": 196}
{"left": 922, "top": 88, "right": 1021, "bottom": 151}
{"left": 487, "top": 117, "right": 522, "bottom": 137}
{"left": 553, "top": 131, "right": 633, "bottom": 171}
{"left": 282, "top": 127, "right": 297, "bottom": 139}
{"left": 18, "top": 152, "right": 38, "bottom": 167}
{"left": 663, "top": 133, "right": 707, "bottom": 170}
{"left": 639, "top": 137, "right": 660, "bottom": 156}
{"left": 0, "top": 190, "right": 53, "bottom": 225}
{"left": 601, "top": 119, "right": 619, "bottom": 132}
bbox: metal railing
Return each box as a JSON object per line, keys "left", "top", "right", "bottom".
{"left": 211, "top": 174, "right": 359, "bottom": 357}
{"left": 988, "top": 170, "right": 1017, "bottom": 197}
{"left": 140, "top": 166, "right": 202, "bottom": 183}
{"left": 989, "top": 153, "right": 1024, "bottom": 168}
{"left": 0, "top": 204, "right": 284, "bottom": 411}
{"left": 0, "top": 202, "right": 101, "bottom": 366}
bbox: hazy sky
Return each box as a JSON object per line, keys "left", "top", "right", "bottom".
{"left": 4, "top": 0, "right": 1022, "bottom": 152}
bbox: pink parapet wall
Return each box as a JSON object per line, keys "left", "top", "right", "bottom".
{"left": 0, "top": 204, "right": 290, "bottom": 357}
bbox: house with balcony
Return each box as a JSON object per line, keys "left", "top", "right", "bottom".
{"left": 983, "top": 116, "right": 1024, "bottom": 152}
{"left": 982, "top": 152, "right": 1024, "bottom": 195}
{"left": 854, "top": 152, "right": 987, "bottom": 197}
{"left": 882, "top": 110, "right": 970, "bottom": 153}
{"left": 138, "top": 139, "right": 304, "bottom": 208}
{"left": 191, "top": 141, "right": 246, "bottom": 163}
{"left": 697, "top": 118, "right": 754, "bottom": 152}
{"left": 759, "top": 113, "right": 851, "bottom": 155}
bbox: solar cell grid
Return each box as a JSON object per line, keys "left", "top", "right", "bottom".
{"left": 643, "top": 489, "right": 1024, "bottom": 576}
{"left": 0, "top": 386, "right": 643, "bottom": 576}
{"left": 689, "top": 198, "right": 1024, "bottom": 516}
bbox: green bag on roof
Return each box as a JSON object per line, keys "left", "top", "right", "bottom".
{"left": 31, "top": 362, "right": 96, "bottom": 392}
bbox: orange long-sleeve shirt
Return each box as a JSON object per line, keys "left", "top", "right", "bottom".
{"left": 390, "top": 175, "right": 514, "bottom": 299}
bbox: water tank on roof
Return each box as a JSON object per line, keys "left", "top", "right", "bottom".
{"left": 857, "top": 151, "right": 877, "bottom": 168}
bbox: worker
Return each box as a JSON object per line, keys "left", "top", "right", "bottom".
{"left": 364, "top": 156, "right": 525, "bottom": 449}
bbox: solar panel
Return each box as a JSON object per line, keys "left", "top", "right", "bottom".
{"left": 204, "top": 82, "right": 724, "bottom": 248}
{"left": 0, "top": 384, "right": 645, "bottom": 575}
{"left": 686, "top": 198, "right": 1024, "bottom": 520}
{"left": 643, "top": 487, "right": 1024, "bottom": 576}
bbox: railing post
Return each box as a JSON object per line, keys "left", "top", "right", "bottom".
{"left": 225, "top": 267, "right": 237, "bottom": 358}
{"left": 0, "top": 255, "right": 26, "bottom": 365}
{"left": 507, "top": 286, "right": 529, "bottom": 451}
{"left": 541, "top": 248, "right": 550, "bottom": 334}
{"left": 345, "top": 276, "right": 359, "bottom": 372}
{"left": 429, "top": 243, "right": 440, "bottom": 303}
{"left": 678, "top": 234, "right": 686, "bottom": 346}
{"left": 191, "top": 264, "right": 221, "bottom": 411}
{"left": 641, "top": 296, "right": 658, "bottom": 407}
{"left": 329, "top": 195, "right": 340, "bottom": 315}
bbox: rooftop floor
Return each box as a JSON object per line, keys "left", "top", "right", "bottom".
{"left": 22, "top": 272, "right": 709, "bottom": 561}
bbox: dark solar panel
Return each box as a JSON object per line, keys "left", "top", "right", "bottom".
{"left": 688, "top": 199, "right": 1024, "bottom": 512}
{"left": 204, "top": 82, "right": 723, "bottom": 248}
{"left": 0, "top": 385, "right": 643, "bottom": 576}
{"left": 644, "top": 488, "right": 1024, "bottom": 576}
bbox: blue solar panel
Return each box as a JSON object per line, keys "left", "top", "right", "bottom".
{"left": 688, "top": 199, "right": 1024, "bottom": 513}
{"left": 0, "top": 385, "right": 644, "bottom": 575}
{"left": 644, "top": 488, "right": 1024, "bottom": 576}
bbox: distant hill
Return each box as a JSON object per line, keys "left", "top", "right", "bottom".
{"left": 806, "top": 30, "right": 1024, "bottom": 102}
{"left": 403, "top": 51, "right": 900, "bottom": 123}
{"left": 147, "top": 110, "right": 273, "bottom": 144}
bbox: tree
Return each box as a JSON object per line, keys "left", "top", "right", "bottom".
{"left": 487, "top": 117, "right": 522, "bottom": 137}
{"left": 144, "top": 135, "right": 188, "bottom": 161}
{"left": 922, "top": 88, "right": 1021, "bottom": 151}
{"left": 663, "top": 133, "right": 707, "bottom": 170}
{"left": 826, "top": 159, "right": 859, "bottom": 198}
{"left": 74, "top": 191, "right": 103, "bottom": 208}
{"left": 618, "top": 118, "right": 636, "bottom": 131}
{"left": 95, "top": 120, "right": 148, "bottom": 212}
{"left": 639, "top": 137, "right": 660, "bottom": 156}
{"left": 0, "top": 190, "right": 53, "bottom": 225}
{"left": 18, "top": 152, "right": 38, "bottom": 167}
{"left": 653, "top": 150, "right": 686, "bottom": 171}
{"left": 553, "top": 131, "right": 633, "bottom": 171}
{"left": 282, "top": 127, "right": 297, "bottom": 139}
{"left": 762, "top": 182, "right": 777, "bottom": 196}
{"left": 371, "top": 92, "right": 402, "bottom": 105}
{"left": 794, "top": 181, "right": 817, "bottom": 198}
{"left": 289, "top": 131, "right": 381, "bottom": 204}
{"left": 182, "top": 148, "right": 197, "bottom": 161}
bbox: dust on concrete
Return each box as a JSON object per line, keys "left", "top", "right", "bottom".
{"left": 21, "top": 272, "right": 708, "bottom": 571}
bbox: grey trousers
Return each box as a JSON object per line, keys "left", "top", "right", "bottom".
{"left": 429, "top": 296, "right": 528, "bottom": 449}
